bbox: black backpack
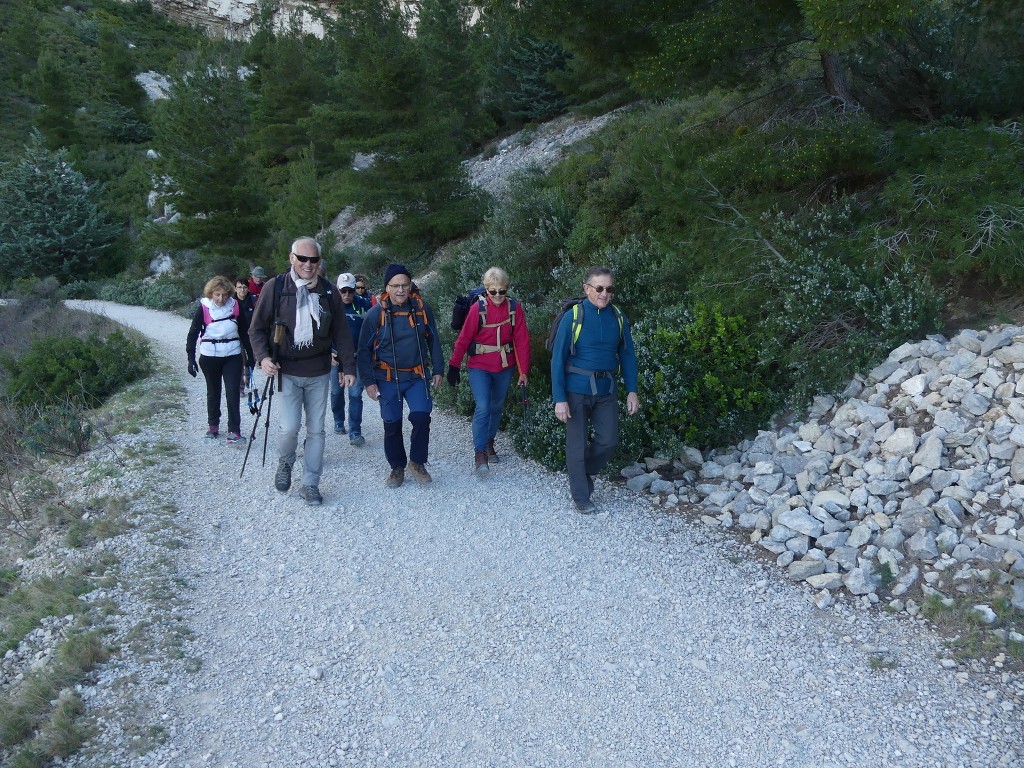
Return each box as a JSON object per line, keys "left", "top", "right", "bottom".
{"left": 451, "top": 286, "right": 487, "bottom": 330}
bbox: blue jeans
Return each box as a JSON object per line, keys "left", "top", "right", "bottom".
{"left": 467, "top": 367, "right": 515, "bottom": 452}
{"left": 276, "top": 373, "right": 330, "bottom": 488}
{"left": 330, "top": 363, "right": 364, "bottom": 435}
{"left": 375, "top": 377, "right": 432, "bottom": 468}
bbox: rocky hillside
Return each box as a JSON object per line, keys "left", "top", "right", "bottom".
{"left": 626, "top": 325, "right": 1024, "bottom": 649}
{"left": 329, "top": 110, "right": 622, "bottom": 253}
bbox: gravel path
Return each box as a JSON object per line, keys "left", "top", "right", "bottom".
{"left": 65, "top": 301, "right": 1022, "bottom": 768}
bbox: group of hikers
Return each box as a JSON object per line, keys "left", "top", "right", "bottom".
{"left": 186, "top": 236, "right": 639, "bottom": 514}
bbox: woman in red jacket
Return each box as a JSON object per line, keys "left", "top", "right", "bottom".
{"left": 447, "top": 267, "right": 530, "bottom": 474}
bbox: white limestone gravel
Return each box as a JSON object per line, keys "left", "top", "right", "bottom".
{"left": 64, "top": 301, "right": 1022, "bottom": 768}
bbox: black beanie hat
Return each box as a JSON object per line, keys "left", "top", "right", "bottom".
{"left": 383, "top": 263, "right": 411, "bottom": 287}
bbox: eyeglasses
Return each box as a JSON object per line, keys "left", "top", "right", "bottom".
{"left": 586, "top": 284, "right": 615, "bottom": 294}
{"left": 291, "top": 253, "right": 321, "bottom": 264}
{"left": 355, "top": 285, "right": 366, "bottom": 291}
{"left": 340, "top": 287, "right": 355, "bottom": 294}
{"left": 487, "top": 288, "right": 508, "bottom": 296}
{"left": 387, "top": 282, "right": 411, "bottom": 292}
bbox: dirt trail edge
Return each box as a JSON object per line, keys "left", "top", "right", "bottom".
{"left": 65, "top": 301, "right": 1021, "bottom": 768}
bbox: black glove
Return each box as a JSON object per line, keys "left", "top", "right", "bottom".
{"left": 446, "top": 364, "right": 460, "bottom": 388}
{"left": 187, "top": 358, "right": 198, "bottom": 378}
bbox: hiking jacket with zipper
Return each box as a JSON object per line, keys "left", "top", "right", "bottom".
{"left": 248, "top": 272, "right": 355, "bottom": 378}
{"left": 550, "top": 298, "right": 638, "bottom": 402}
{"left": 186, "top": 297, "right": 253, "bottom": 363}
{"left": 357, "top": 294, "right": 443, "bottom": 385}
{"left": 449, "top": 296, "right": 531, "bottom": 375}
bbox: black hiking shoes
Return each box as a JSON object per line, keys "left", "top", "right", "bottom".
{"left": 275, "top": 460, "right": 292, "bottom": 492}
{"left": 574, "top": 499, "right": 598, "bottom": 514}
{"left": 299, "top": 485, "right": 322, "bottom": 506}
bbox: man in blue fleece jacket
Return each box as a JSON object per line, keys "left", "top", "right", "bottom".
{"left": 551, "top": 266, "right": 639, "bottom": 513}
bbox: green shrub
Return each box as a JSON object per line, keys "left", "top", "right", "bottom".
{"left": 2, "top": 331, "right": 152, "bottom": 408}
{"left": 759, "top": 199, "right": 942, "bottom": 406}
{"left": 701, "top": 117, "right": 884, "bottom": 198}
{"left": 878, "top": 122, "right": 1024, "bottom": 285}
{"left": 21, "top": 405, "right": 94, "bottom": 458}
{"left": 60, "top": 280, "right": 98, "bottom": 299}
{"left": 633, "top": 303, "right": 776, "bottom": 451}
{"left": 141, "top": 279, "right": 189, "bottom": 310}
{"left": 97, "top": 277, "right": 145, "bottom": 305}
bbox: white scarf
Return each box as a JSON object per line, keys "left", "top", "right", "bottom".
{"left": 291, "top": 269, "right": 322, "bottom": 349}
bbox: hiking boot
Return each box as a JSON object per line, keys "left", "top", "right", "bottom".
{"left": 299, "top": 485, "right": 323, "bottom": 506}
{"left": 226, "top": 432, "right": 244, "bottom": 445}
{"left": 385, "top": 466, "right": 405, "bottom": 488}
{"left": 487, "top": 438, "right": 499, "bottom": 463}
{"left": 475, "top": 450, "right": 489, "bottom": 474}
{"left": 275, "top": 460, "right": 292, "bottom": 492}
{"left": 205, "top": 426, "right": 219, "bottom": 439}
{"left": 334, "top": 423, "right": 346, "bottom": 435}
{"left": 349, "top": 433, "right": 365, "bottom": 447}
{"left": 408, "top": 461, "right": 432, "bottom": 484}
{"left": 574, "top": 499, "right": 598, "bottom": 514}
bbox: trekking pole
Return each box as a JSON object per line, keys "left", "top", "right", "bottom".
{"left": 239, "top": 374, "right": 273, "bottom": 478}
{"left": 520, "top": 382, "right": 530, "bottom": 436}
{"left": 262, "top": 322, "right": 286, "bottom": 467}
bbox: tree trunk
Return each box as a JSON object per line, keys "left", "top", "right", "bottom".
{"left": 820, "top": 50, "right": 859, "bottom": 109}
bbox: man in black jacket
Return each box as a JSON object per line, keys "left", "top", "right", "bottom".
{"left": 249, "top": 237, "right": 356, "bottom": 505}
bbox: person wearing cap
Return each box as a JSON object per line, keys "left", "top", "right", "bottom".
{"left": 331, "top": 272, "right": 371, "bottom": 445}
{"left": 249, "top": 238, "right": 356, "bottom": 506}
{"left": 248, "top": 266, "right": 268, "bottom": 298}
{"left": 357, "top": 263, "right": 444, "bottom": 487}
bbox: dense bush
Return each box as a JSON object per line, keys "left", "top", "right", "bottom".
{"left": 97, "top": 278, "right": 145, "bottom": 305}
{"left": 1, "top": 331, "right": 152, "bottom": 408}
{"left": 141, "top": 278, "right": 190, "bottom": 310}
{"left": 632, "top": 303, "right": 776, "bottom": 452}
{"left": 758, "top": 200, "right": 943, "bottom": 406}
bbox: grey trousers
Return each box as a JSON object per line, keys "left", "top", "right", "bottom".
{"left": 565, "top": 391, "right": 619, "bottom": 505}
{"left": 276, "top": 373, "right": 330, "bottom": 488}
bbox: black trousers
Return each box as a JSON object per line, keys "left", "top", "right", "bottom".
{"left": 199, "top": 354, "right": 243, "bottom": 434}
{"left": 565, "top": 392, "right": 619, "bottom": 504}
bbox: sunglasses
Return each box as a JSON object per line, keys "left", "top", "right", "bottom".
{"left": 340, "top": 287, "right": 355, "bottom": 294}
{"left": 487, "top": 288, "right": 508, "bottom": 296}
{"left": 586, "top": 284, "right": 615, "bottom": 294}
{"left": 355, "top": 286, "right": 366, "bottom": 291}
{"left": 292, "top": 253, "right": 321, "bottom": 264}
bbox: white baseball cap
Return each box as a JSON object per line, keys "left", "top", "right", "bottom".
{"left": 337, "top": 272, "right": 356, "bottom": 289}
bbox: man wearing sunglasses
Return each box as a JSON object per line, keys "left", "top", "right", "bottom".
{"left": 249, "top": 237, "right": 356, "bottom": 506}
{"left": 330, "top": 272, "right": 371, "bottom": 446}
{"left": 551, "top": 266, "right": 639, "bottom": 514}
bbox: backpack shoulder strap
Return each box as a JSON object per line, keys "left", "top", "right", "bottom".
{"left": 273, "top": 273, "right": 285, "bottom": 321}
{"left": 569, "top": 302, "right": 584, "bottom": 356}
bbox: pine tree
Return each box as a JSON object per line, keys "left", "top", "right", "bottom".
{"left": 316, "top": 0, "right": 485, "bottom": 255}
{"left": 416, "top": 0, "right": 494, "bottom": 148}
{"left": 0, "top": 132, "right": 120, "bottom": 282}
{"left": 30, "top": 48, "right": 81, "bottom": 151}
{"left": 151, "top": 46, "right": 267, "bottom": 252}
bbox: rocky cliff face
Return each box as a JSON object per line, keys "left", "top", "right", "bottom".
{"left": 138, "top": 0, "right": 419, "bottom": 38}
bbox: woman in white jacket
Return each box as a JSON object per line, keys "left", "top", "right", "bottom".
{"left": 186, "top": 276, "right": 254, "bottom": 443}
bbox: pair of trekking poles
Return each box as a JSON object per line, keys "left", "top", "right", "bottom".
{"left": 240, "top": 323, "right": 287, "bottom": 479}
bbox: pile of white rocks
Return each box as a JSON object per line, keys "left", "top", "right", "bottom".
{"left": 625, "top": 326, "right": 1024, "bottom": 628}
